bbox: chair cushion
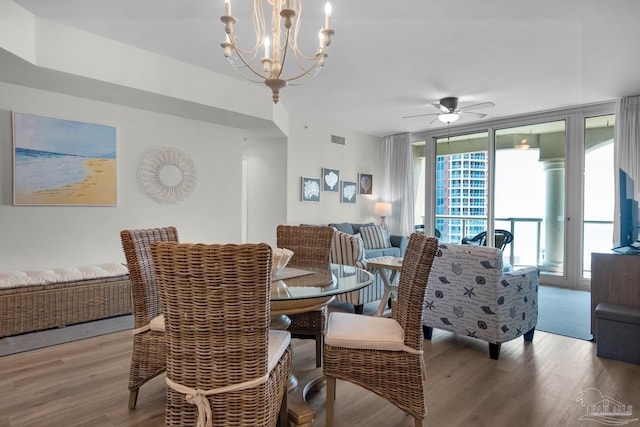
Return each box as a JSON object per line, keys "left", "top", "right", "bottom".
{"left": 360, "top": 225, "right": 391, "bottom": 250}
{"left": 268, "top": 330, "right": 291, "bottom": 372}
{"left": 353, "top": 233, "right": 365, "bottom": 250}
{"left": 149, "top": 314, "right": 165, "bottom": 332}
{"left": 325, "top": 312, "right": 406, "bottom": 352}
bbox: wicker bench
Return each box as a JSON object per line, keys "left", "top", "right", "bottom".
{"left": 0, "top": 263, "right": 131, "bottom": 338}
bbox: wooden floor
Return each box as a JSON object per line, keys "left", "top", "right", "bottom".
{"left": 1, "top": 313, "right": 639, "bottom": 427}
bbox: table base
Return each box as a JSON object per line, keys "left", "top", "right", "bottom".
{"left": 270, "top": 310, "right": 327, "bottom": 426}
{"left": 287, "top": 367, "right": 325, "bottom": 426}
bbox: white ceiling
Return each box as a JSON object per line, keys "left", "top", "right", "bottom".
{"left": 12, "top": 0, "right": 640, "bottom": 137}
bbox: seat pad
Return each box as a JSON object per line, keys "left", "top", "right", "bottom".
{"left": 268, "top": 330, "right": 291, "bottom": 372}
{"left": 325, "top": 312, "right": 411, "bottom": 352}
{"left": 149, "top": 317, "right": 290, "bottom": 372}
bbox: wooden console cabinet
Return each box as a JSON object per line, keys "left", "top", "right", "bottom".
{"left": 590, "top": 252, "right": 640, "bottom": 339}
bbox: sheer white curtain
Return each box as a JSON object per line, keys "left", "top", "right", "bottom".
{"left": 613, "top": 95, "right": 640, "bottom": 243}
{"left": 381, "top": 133, "right": 414, "bottom": 236}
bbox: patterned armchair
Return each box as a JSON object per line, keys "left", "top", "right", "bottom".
{"left": 330, "top": 230, "right": 397, "bottom": 314}
{"left": 422, "top": 243, "right": 539, "bottom": 359}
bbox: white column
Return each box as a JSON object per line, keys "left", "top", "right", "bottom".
{"left": 542, "top": 159, "right": 564, "bottom": 272}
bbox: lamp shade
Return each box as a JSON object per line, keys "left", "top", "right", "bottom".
{"left": 374, "top": 202, "right": 392, "bottom": 216}
{"left": 438, "top": 113, "right": 460, "bottom": 124}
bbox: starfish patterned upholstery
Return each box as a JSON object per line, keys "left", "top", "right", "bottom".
{"left": 422, "top": 243, "right": 539, "bottom": 359}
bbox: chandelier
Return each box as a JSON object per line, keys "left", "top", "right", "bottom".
{"left": 220, "top": 0, "right": 334, "bottom": 103}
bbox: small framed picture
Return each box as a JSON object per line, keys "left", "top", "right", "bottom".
{"left": 301, "top": 177, "right": 321, "bottom": 202}
{"left": 341, "top": 181, "right": 357, "bottom": 203}
{"left": 358, "top": 173, "right": 373, "bottom": 195}
{"left": 322, "top": 168, "right": 340, "bottom": 192}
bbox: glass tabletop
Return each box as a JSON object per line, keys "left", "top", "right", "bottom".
{"left": 270, "top": 263, "right": 373, "bottom": 301}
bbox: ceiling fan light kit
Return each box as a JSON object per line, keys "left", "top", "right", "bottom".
{"left": 438, "top": 112, "right": 460, "bottom": 124}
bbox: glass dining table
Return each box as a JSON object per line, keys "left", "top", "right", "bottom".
{"left": 269, "top": 263, "right": 374, "bottom": 427}
{"left": 270, "top": 263, "right": 373, "bottom": 324}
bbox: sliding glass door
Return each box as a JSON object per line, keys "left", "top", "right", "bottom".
{"left": 582, "top": 114, "right": 615, "bottom": 278}
{"left": 434, "top": 132, "right": 489, "bottom": 244}
{"left": 412, "top": 102, "right": 616, "bottom": 290}
{"left": 495, "top": 121, "right": 566, "bottom": 273}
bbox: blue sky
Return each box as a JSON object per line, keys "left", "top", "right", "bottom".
{"left": 13, "top": 112, "right": 116, "bottom": 158}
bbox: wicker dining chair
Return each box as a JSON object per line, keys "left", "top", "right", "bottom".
{"left": 120, "top": 226, "right": 178, "bottom": 410}
{"left": 150, "top": 242, "right": 293, "bottom": 427}
{"left": 323, "top": 233, "right": 439, "bottom": 427}
{"left": 275, "top": 224, "right": 334, "bottom": 368}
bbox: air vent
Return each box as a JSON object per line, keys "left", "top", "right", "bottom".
{"left": 331, "top": 135, "right": 345, "bottom": 145}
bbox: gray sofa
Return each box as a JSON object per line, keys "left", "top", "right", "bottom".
{"left": 326, "top": 222, "right": 408, "bottom": 258}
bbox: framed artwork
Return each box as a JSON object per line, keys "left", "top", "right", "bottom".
{"left": 322, "top": 168, "right": 340, "bottom": 192}
{"left": 341, "top": 181, "right": 357, "bottom": 203}
{"left": 301, "top": 176, "right": 321, "bottom": 202}
{"left": 358, "top": 173, "right": 373, "bottom": 195}
{"left": 12, "top": 112, "right": 117, "bottom": 206}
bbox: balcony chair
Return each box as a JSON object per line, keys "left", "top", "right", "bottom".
{"left": 461, "top": 229, "right": 513, "bottom": 251}
{"left": 414, "top": 225, "right": 441, "bottom": 238}
{"left": 120, "top": 226, "right": 179, "bottom": 410}
{"left": 273, "top": 224, "right": 334, "bottom": 368}
{"left": 323, "top": 233, "right": 439, "bottom": 427}
{"left": 151, "top": 241, "right": 292, "bottom": 427}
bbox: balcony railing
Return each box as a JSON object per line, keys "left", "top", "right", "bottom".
{"left": 433, "top": 215, "right": 542, "bottom": 266}
{"left": 426, "top": 216, "right": 614, "bottom": 274}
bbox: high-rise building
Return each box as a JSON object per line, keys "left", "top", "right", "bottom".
{"left": 436, "top": 152, "right": 488, "bottom": 242}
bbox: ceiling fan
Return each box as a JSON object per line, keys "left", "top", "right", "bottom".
{"left": 403, "top": 97, "right": 495, "bottom": 124}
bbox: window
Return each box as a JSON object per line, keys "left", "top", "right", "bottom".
{"left": 412, "top": 102, "right": 616, "bottom": 290}
{"left": 582, "top": 114, "right": 615, "bottom": 278}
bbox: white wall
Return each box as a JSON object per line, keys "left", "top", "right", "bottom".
{"left": 286, "top": 114, "right": 383, "bottom": 225}
{"left": 0, "top": 2, "right": 383, "bottom": 271}
{"left": 242, "top": 136, "right": 287, "bottom": 245}
{"left": 0, "top": 82, "right": 382, "bottom": 271}
{"left": 0, "top": 82, "right": 287, "bottom": 270}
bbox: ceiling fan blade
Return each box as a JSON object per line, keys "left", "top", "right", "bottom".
{"left": 459, "top": 101, "right": 495, "bottom": 111}
{"left": 402, "top": 113, "right": 439, "bottom": 119}
{"left": 459, "top": 111, "right": 488, "bottom": 118}
{"left": 430, "top": 102, "right": 449, "bottom": 113}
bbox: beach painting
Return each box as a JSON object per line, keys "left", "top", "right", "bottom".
{"left": 12, "top": 112, "right": 117, "bottom": 206}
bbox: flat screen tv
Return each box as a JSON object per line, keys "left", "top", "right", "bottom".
{"left": 615, "top": 168, "right": 639, "bottom": 251}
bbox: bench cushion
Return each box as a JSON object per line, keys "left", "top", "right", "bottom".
{"left": 0, "top": 263, "right": 131, "bottom": 338}
{"left": 0, "top": 263, "right": 128, "bottom": 290}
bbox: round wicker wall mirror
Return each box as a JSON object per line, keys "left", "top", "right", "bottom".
{"left": 137, "top": 147, "right": 197, "bottom": 204}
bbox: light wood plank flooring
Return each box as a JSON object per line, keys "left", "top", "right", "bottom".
{"left": 1, "top": 313, "right": 639, "bottom": 426}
